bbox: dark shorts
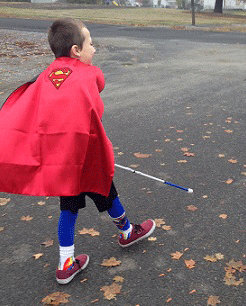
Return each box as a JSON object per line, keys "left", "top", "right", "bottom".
{"left": 60, "top": 182, "right": 118, "bottom": 214}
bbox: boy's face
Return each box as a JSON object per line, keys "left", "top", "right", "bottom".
{"left": 76, "top": 27, "right": 96, "bottom": 65}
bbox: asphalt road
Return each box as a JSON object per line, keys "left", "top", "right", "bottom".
{"left": 0, "top": 18, "right": 246, "bottom": 306}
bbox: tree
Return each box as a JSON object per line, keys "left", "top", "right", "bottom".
{"left": 214, "top": 0, "right": 223, "bottom": 13}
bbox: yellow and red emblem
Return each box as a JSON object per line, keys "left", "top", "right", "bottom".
{"left": 48, "top": 68, "right": 72, "bottom": 89}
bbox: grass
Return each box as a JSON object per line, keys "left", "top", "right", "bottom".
{"left": 1, "top": 3, "right": 246, "bottom": 30}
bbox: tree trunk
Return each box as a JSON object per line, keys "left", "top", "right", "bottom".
{"left": 214, "top": 0, "right": 223, "bottom": 13}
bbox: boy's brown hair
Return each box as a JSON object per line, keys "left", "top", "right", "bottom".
{"left": 48, "top": 18, "right": 85, "bottom": 58}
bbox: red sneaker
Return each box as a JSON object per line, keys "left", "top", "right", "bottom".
{"left": 56, "top": 254, "right": 89, "bottom": 285}
{"left": 118, "top": 219, "right": 156, "bottom": 248}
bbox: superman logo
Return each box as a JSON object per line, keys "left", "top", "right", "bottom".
{"left": 48, "top": 68, "right": 72, "bottom": 89}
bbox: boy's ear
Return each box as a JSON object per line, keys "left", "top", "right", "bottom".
{"left": 70, "top": 45, "right": 81, "bottom": 58}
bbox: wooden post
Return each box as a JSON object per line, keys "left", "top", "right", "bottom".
{"left": 191, "top": 0, "right": 195, "bottom": 25}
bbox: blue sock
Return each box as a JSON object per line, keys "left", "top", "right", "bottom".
{"left": 107, "top": 197, "right": 131, "bottom": 233}
{"left": 58, "top": 210, "right": 78, "bottom": 247}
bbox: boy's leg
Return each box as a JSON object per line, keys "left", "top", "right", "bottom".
{"left": 56, "top": 195, "right": 89, "bottom": 285}
{"left": 57, "top": 210, "right": 78, "bottom": 270}
{"left": 108, "top": 196, "right": 156, "bottom": 247}
{"left": 107, "top": 196, "right": 132, "bottom": 239}
{"left": 87, "top": 182, "right": 156, "bottom": 247}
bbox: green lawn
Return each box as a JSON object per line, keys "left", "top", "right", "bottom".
{"left": 1, "top": 3, "right": 246, "bottom": 29}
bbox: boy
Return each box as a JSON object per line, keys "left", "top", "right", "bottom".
{"left": 0, "top": 18, "right": 155, "bottom": 285}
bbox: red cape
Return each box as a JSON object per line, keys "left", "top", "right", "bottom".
{"left": 0, "top": 57, "right": 114, "bottom": 196}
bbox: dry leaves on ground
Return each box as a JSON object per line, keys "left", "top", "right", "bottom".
{"left": 101, "top": 257, "right": 121, "bottom": 267}
{"left": 219, "top": 214, "right": 228, "bottom": 219}
{"left": 100, "top": 282, "right": 122, "bottom": 300}
{"left": 225, "top": 179, "right": 233, "bottom": 184}
{"left": 207, "top": 295, "right": 221, "bottom": 306}
{"left": 184, "top": 259, "right": 196, "bottom": 269}
{"left": 204, "top": 253, "right": 224, "bottom": 262}
{"left": 41, "top": 292, "right": 70, "bottom": 305}
{"left": 33, "top": 253, "right": 43, "bottom": 260}
{"left": 183, "top": 152, "right": 195, "bottom": 157}
{"left": 171, "top": 251, "right": 183, "bottom": 260}
{"left": 177, "top": 160, "right": 188, "bottom": 163}
{"left": 162, "top": 225, "right": 172, "bottom": 231}
{"left": 134, "top": 152, "right": 152, "bottom": 158}
{"left": 187, "top": 205, "right": 198, "bottom": 211}
{"left": 148, "top": 237, "right": 157, "bottom": 241}
{"left": 0, "top": 198, "right": 10, "bottom": 206}
{"left": 228, "top": 159, "right": 237, "bottom": 164}
{"left": 113, "top": 276, "right": 124, "bottom": 283}
{"left": 38, "top": 201, "right": 46, "bottom": 206}
{"left": 20, "top": 215, "right": 33, "bottom": 221}
{"left": 154, "top": 218, "right": 166, "bottom": 227}
{"left": 78, "top": 228, "right": 100, "bottom": 236}
{"left": 41, "top": 240, "right": 54, "bottom": 248}
{"left": 224, "top": 259, "right": 246, "bottom": 286}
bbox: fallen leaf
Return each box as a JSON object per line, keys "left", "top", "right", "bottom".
{"left": 207, "top": 295, "right": 221, "bottom": 306}
{"left": 228, "top": 159, "right": 237, "bottom": 164}
{"left": 113, "top": 276, "right": 124, "bottom": 283}
{"left": 0, "top": 198, "right": 10, "bottom": 206}
{"left": 202, "top": 195, "right": 208, "bottom": 198}
{"left": 33, "top": 253, "right": 43, "bottom": 260}
{"left": 177, "top": 160, "right": 188, "bottom": 163}
{"left": 177, "top": 138, "right": 183, "bottom": 141}
{"left": 78, "top": 228, "right": 100, "bottom": 236}
{"left": 41, "top": 240, "right": 54, "bottom": 248}
{"left": 189, "top": 289, "right": 196, "bottom": 294}
{"left": 224, "top": 129, "right": 233, "bottom": 133}
{"left": 166, "top": 298, "right": 172, "bottom": 302}
{"left": 215, "top": 253, "right": 224, "bottom": 260}
{"left": 159, "top": 273, "right": 165, "bottom": 277}
{"left": 20, "top": 215, "right": 33, "bottom": 221}
{"left": 241, "top": 172, "right": 246, "bottom": 176}
{"left": 41, "top": 292, "right": 70, "bottom": 305}
{"left": 148, "top": 237, "right": 157, "bottom": 241}
{"left": 164, "top": 139, "right": 171, "bottom": 142}
{"left": 0, "top": 226, "right": 4, "bottom": 232}
{"left": 219, "top": 214, "right": 228, "bottom": 219}
{"left": 154, "top": 218, "right": 165, "bottom": 227}
{"left": 80, "top": 278, "right": 88, "bottom": 283}
{"left": 225, "top": 179, "right": 233, "bottom": 184}
{"left": 155, "top": 149, "right": 163, "bottom": 152}
{"left": 218, "top": 154, "right": 225, "bottom": 158}
{"left": 204, "top": 255, "right": 218, "bottom": 262}
{"left": 90, "top": 299, "right": 99, "bottom": 304}
{"left": 101, "top": 257, "right": 121, "bottom": 267}
{"left": 171, "top": 251, "right": 183, "bottom": 260}
{"left": 129, "top": 164, "right": 139, "bottom": 168}
{"left": 100, "top": 282, "right": 122, "bottom": 300}
{"left": 176, "top": 130, "right": 184, "bottom": 133}
{"left": 183, "top": 152, "right": 195, "bottom": 157}
{"left": 223, "top": 259, "right": 246, "bottom": 286}
{"left": 226, "top": 259, "right": 246, "bottom": 272}
{"left": 184, "top": 259, "right": 196, "bottom": 269}
{"left": 134, "top": 152, "right": 152, "bottom": 158}
{"left": 181, "top": 147, "right": 190, "bottom": 152}
{"left": 117, "top": 152, "right": 124, "bottom": 156}
{"left": 187, "top": 205, "right": 198, "bottom": 211}
{"left": 38, "top": 201, "right": 46, "bottom": 206}
{"left": 162, "top": 225, "right": 172, "bottom": 231}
